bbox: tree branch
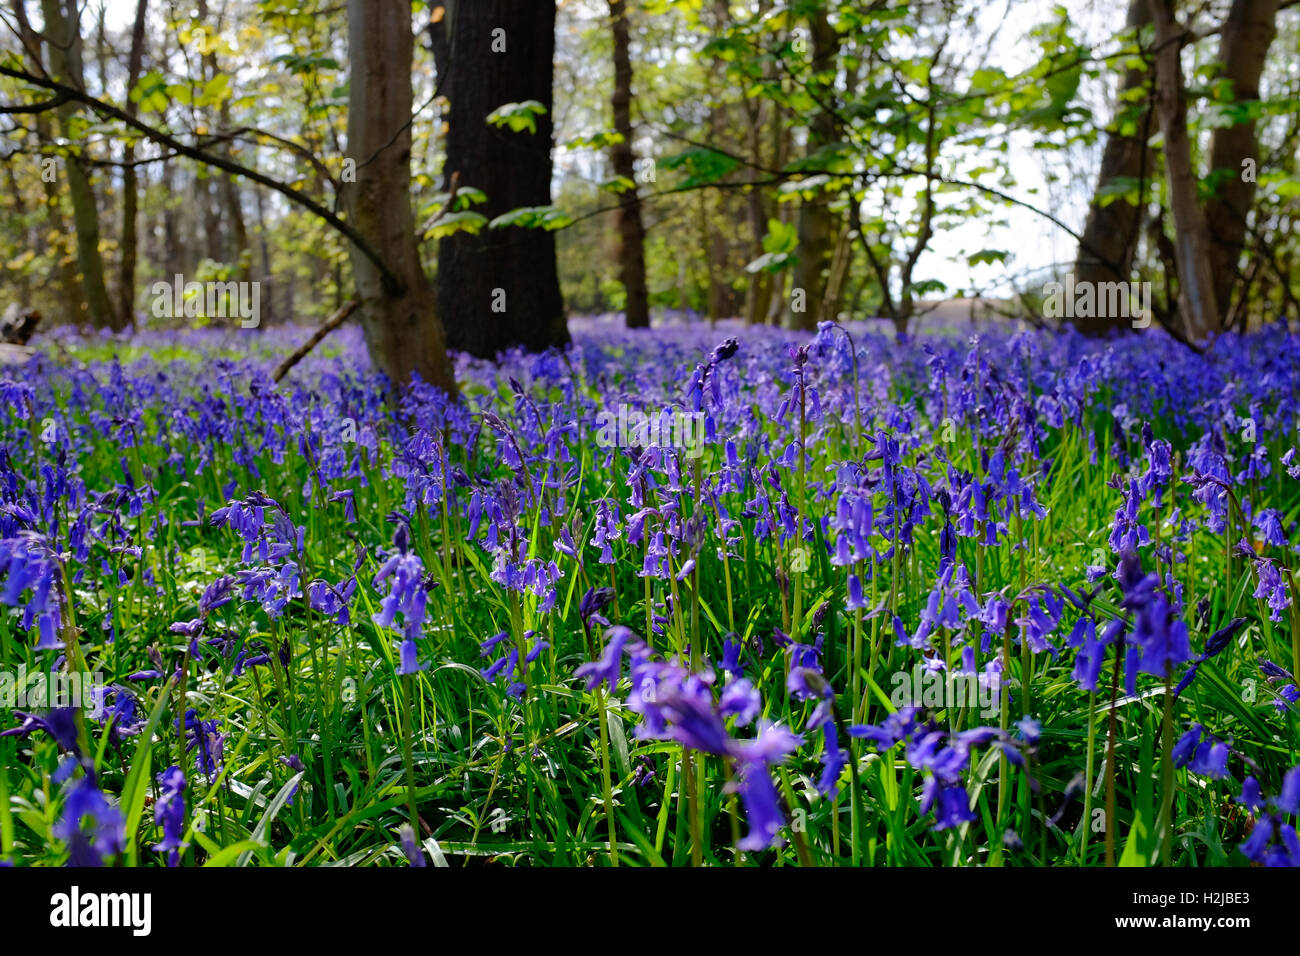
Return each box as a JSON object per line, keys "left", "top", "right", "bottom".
{"left": 0, "top": 63, "right": 404, "bottom": 294}
{"left": 272, "top": 299, "right": 359, "bottom": 383}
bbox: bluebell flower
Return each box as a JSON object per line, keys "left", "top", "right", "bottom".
{"left": 720, "top": 637, "right": 743, "bottom": 678}
{"left": 177, "top": 709, "right": 224, "bottom": 782}
{"left": 816, "top": 719, "right": 847, "bottom": 799}
{"left": 153, "top": 766, "right": 187, "bottom": 866}
{"left": 719, "top": 678, "right": 760, "bottom": 726}
{"left": 1173, "top": 617, "right": 1245, "bottom": 698}
{"left": 399, "top": 824, "right": 427, "bottom": 867}
{"left": 1277, "top": 765, "right": 1300, "bottom": 815}
{"left": 1237, "top": 776, "right": 1265, "bottom": 814}
{"left": 1252, "top": 558, "right": 1289, "bottom": 623}
{"left": 54, "top": 776, "right": 124, "bottom": 867}
{"left": 574, "top": 626, "right": 632, "bottom": 692}
{"left": 730, "top": 723, "right": 801, "bottom": 851}
{"left": 922, "top": 780, "right": 976, "bottom": 830}
{"left": 0, "top": 534, "right": 64, "bottom": 649}
{"left": 372, "top": 550, "right": 429, "bottom": 674}
{"left": 2, "top": 707, "right": 82, "bottom": 753}
{"left": 1172, "top": 724, "right": 1230, "bottom": 779}
{"left": 578, "top": 587, "right": 614, "bottom": 634}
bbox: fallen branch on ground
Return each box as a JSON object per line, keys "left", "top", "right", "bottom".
{"left": 272, "top": 300, "right": 360, "bottom": 383}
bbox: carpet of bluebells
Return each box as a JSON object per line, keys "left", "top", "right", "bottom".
{"left": 2, "top": 315, "right": 1299, "bottom": 867}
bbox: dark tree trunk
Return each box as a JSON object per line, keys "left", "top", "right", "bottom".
{"left": 1073, "top": 0, "right": 1153, "bottom": 336}
{"left": 344, "top": 0, "right": 456, "bottom": 394}
{"left": 1204, "top": 0, "right": 1279, "bottom": 324}
{"left": 162, "top": 162, "right": 183, "bottom": 277}
{"left": 197, "top": 0, "right": 250, "bottom": 280}
{"left": 764, "top": 39, "right": 794, "bottom": 325}
{"left": 431, "top": 0, "right": 569, "bottom": 358}
{"left": 254, "top": 185, "right": 275, "bottom": 323}
{"left": 743, "top": 0, "right": 773, "bottom": 325}
{"left": 40, "top": 0, "right": 120, "bottom": 329}
{"left": 117, "top": 0, "right": 148, "bottom": 329}
{"left": 12, "top": 0, "right": 80, "bottom": 323}
{"left": 786, "top": 8, "right": 838, "bottom": 331}
{"left": 609, "top": 0, "right": 649, "bottom": 329}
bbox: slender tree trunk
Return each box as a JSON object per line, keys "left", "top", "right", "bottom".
{"left": 430, "top": 0, "right": 569, "bottom": 358}
{"left": 742, "top": 0, "right": 772, "bottom": 325}
{"left": 117, "top": 0, "right": 148, "bottom": 328}
{"left": 254, "top": 185, "right": 274, "bottom": 323}
{"left": 40, "top": 0, "right": 119, "bottom": 329}
{"left": 821, "top": 227, "right": 852, "bottom": 321}
{"left": 1204, "top": 0, "right": 1279, "bottom": 323}
{"left": 786, "top": 8, "right": 838, "bottom": 330}
{"left": 698, "top": 191, "right": 718, "bottom": 322}
{"left": 608, "top": 0, "right": 649, "bottom": 329}
{"left": 200, "top": 176, "right": 223, "bottom": 263}
{"left": 12, "top": 0, "right": 80, "bottom": 322}
{"left": 1147, "top": 0, "right": 1219, "bottom": 339}
{"left": 765, "top": 65, "right": 793, "bottom": 326}
{"left": 1073, "top": 0, "right": 1153, "bottom": 335}
{"left": 195, "top": 0, "right": 249, "bottom": 275}
{"left": 4, "top": 162, "right": 33, "bottom": 306}
{"left": 162, "top": 162, "right": 183, "bottom": 277}
{"left": 344, "top": 0, "right": 455, "bottom": 393}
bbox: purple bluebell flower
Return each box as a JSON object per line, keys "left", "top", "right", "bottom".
{"left": 399, "top": 824, "right": 427, "bottom": 867}
{"left": 719, "top": 678, "right": 761, "bottom": 726}
{"left": 54, "top": 775, "right": 125, "bottom": 867}
{"left": 372, "top": 550, "right": 429, "bottom": 675}
{"left": 1252, "top": 558, "right": 1290, "bottom": 623}
{"left": 153, "top": 765, "right": 187, "bottom": 866}
{"left": 574, "top": 626, "right": 633, "bottom": 692}
{"left": 1173, "top": 617, "right": 1246, "bottom": 698}
{"left": 177, "top": 709, "right": 224, "bottom": 782}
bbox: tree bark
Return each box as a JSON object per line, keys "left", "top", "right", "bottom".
{"left": 39, "top": 0, "right": 119, "bottom": 329}
{"left": 344, "top": 0, "right": 456, "bottom": 394}
{"left": 786, "top": 8, "right": 838, "bottom": 331}
{"left": 11, "top": 0, "right": 80, "bottom": 323}
{"left": 197, "top": 0, "right": 250, "bottom": 280}
{"left": 253, "top": 185, "right": 275, "bottom": 323}
{"left": 431, "top": 0, "right": 569, "bottom": 358}
{"left": 1204, "top": 0, "right": 1279, "bottom": 324}
{"left": 608, "top": 0, "right": 649, "bottom": 329}
{"left": 742, "top": 0, "right": 773, "bottom": 325}
{"left": 117, "top": 0, "right": 148, "bottom": 328}
{"left": 1147, "top": 0, "right": 1219, "bottom": 339}
{"left": 1073, "top": 0, "right": 1153, "bottom": 335}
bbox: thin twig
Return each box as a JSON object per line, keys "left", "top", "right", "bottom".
{"left": 271, "top": 299, "right": 359, "bottom": 383}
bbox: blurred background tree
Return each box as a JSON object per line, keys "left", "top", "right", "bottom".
{"left": 1, "top": 0, "right": 1298, "bottom": 375}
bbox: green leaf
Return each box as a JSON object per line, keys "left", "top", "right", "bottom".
{"left": 427, "top": 211, "right": 488, "bottom": 239}
{"left": 966, "top": 249, "right": 1009, "bottom": 267}
{"left": 454, "top": 187, "right": 488, "bottom": 209}
{"left": 486, "top": 100, "right": 548, "bottom": 135}
{"left": 1096, "top": 176, "right": 1144, "bottom": 208}
{"left": 202, "top": 839, "right": 268, "bottom": 867}
{"left": 660, "top": 147, "right": 740, "bottom": 188}
{"left": 488, "top": 206, "right": 572, "bottom": 231}
{"left": 238, "top": 772, "right": 304, "bottom": 867}
{"left": 600, "top": 176, "right": 637, "bottom": 194}
{"left": 196, "top": 73, "right": 231, "bottom": 108}
{"left": 1118, "top": 811, "right": 1150, "bottom": 867}
{"left": 564, "top": 131, "right": 625, "bottom": 150}
{"left": 120, "top": 685, "right": 174, "bottom": 866}
{"left": 761, "top": 217, "right": 798, "bottom": 254}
